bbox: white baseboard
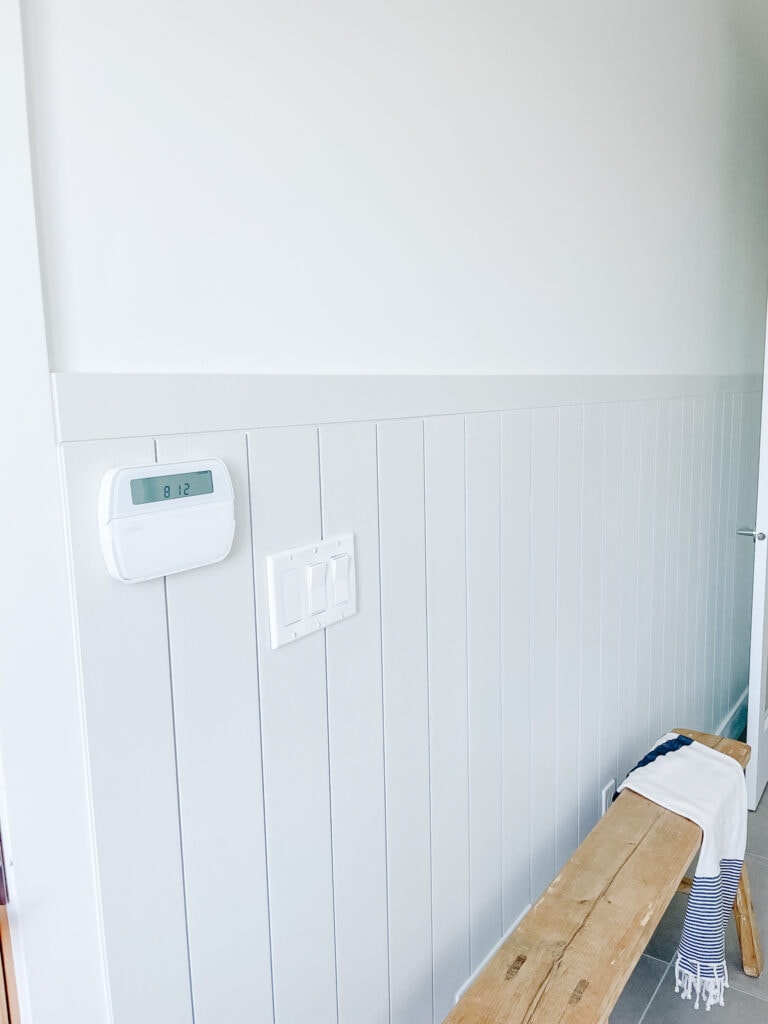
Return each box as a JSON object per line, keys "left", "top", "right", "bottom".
{"left": 454, "top": 903, "right": 532, "bottom": 1004}
{"left": 717, "top": 687, "right": 749, "bottom": 740}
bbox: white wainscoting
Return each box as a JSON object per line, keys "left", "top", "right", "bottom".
{"left": 58, "top": 375, "right": 760, "bottom": 1024}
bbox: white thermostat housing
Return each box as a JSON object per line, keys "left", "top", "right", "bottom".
{"left": 99, "top": 458, "right": 235, "bottom": 583}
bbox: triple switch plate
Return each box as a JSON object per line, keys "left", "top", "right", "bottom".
{"left": 266, "top": 533, "right": 357, "bottom": 649}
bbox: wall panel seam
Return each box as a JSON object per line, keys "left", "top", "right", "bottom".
{"left": 422, "top": 419, "right": 437, "bottom": 1024}
{"left": 317, "top": 427, "right": 341, "bottom": 1024}
{"left": 243, "top": 433, "right": 277, "bottom": 1024}
{"left": 373, "top": 425, "right": 393, "bottom": 1024}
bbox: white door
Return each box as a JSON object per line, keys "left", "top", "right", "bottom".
{"left": 745, "top": 307, "right": 768, "bottom": 811}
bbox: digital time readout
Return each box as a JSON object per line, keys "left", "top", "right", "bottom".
{"left": 130, "top": 470, "right": 214, "bottom": 505}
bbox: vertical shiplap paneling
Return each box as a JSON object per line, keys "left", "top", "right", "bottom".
{"left": 721, "top": 394, "right": 743, "bottom": 722}
{"left": 704, "top": 396, "right": 726, "bottom": 733}
{"left": 648, "top": 400, "right": 671, "bottom": 742}
{"left": 555, "top": 406, "right": 582, "bottom": 869}
{"left": 694, "top": 396, "right": 715, "bottom": 732}
{"left": 733, "top": 392, "right": 760, "bottom": 707}
{"left": 600, "top": 404, "right": 624, "bottom": 792}
{"left": 157, "top": 431, "right": 273, "bottom": 1024}
{"left": 579, "top": 404, "right": 604, "bottom": 838}
{"left": 713, "top": 394, "right": 733, "bottom": 727}
{"left": 713, "top": 395, "right": 735, "bottom": 728}
{"left": 500, "top": 411, "right": 533, "bottom": 925}
{"left": 424, "top": 415, "right": 470, "bottom": 1020}
{"left": 730, "top": 394, "right": 748, "bottom": 710}
{"left": 465, "top": 414, "right": 502, "bottom": 970}
{"left": 319, "top": 422, "right": 390, "bottom": 1024}
{"left": 247, "top": 427, "right": 337, "bottom": 1024}
{"left": 60, "top": 440, "right": 193, "bottom": 1024}
{"left": 725, "top": 392, "right": 741, "bottom": 717}
{"left": 673, "top": 397, "right": 694, "bottom": 728}
{"left": 529, "top": 408, "right": 559, "bottom": 900}
{"left": 662, "top": 399, "right": 683, "bottom": 732}
{"left": 633, "top": 402, "right": 657, "bottom": 758}
{"left": 683, "top": 398, "right": 704, "bottom": 730}
{"left": 617, "top": 403, "right": 641, "bottom": 781}
{"left": 377, "top": 419, "right": 433, "bottom": 1024}
{"left": 744, "top": 390, "right": 761, "bottom": 678}
{"left": 61, "top": 381, "right": 761, "bottom": 1024}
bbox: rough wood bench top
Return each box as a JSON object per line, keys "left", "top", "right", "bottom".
{"left": 444, "top": 729, "right": 761, "bottom": 1024}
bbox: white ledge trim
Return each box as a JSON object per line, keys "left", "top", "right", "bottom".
{"left": 51, "top": 373, "right": 762, "bottom": 442}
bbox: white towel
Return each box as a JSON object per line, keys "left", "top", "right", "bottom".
{"left": 617, "top": 732, "right": 748, "bottom": 1010}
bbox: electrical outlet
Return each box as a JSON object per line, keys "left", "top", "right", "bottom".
{"left": 600, "top": 778, "right": 616, "bottom": 816}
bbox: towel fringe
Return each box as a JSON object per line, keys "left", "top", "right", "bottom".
{"left": 675, "top": 956, "right": 729, "bottom": 1011}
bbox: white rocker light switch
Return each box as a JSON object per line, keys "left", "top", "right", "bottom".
{"left": 331, "top": 553, "right": 351, "bottom": 605}
{"left": 306, "top": 562, "right": 327, "bottom": 615}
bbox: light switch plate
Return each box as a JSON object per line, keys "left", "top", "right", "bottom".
{"left": 266, "top": 533, "right": 357, "bottom": 648}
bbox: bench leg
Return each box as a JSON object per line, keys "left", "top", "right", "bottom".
{"left": 734, "top": 862, "right": 763, "bottom": 978}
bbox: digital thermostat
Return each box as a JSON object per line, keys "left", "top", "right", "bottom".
{"left": 99, "top": 458, "right": 235, "bottom": 583}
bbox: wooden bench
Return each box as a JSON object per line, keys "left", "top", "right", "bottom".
{"left": 444, "top": 729, "right": 763, "bottom": 1024}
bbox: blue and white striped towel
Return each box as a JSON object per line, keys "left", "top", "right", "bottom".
{"left": 617, "top": 732, "right": 748, "bottom": 1011}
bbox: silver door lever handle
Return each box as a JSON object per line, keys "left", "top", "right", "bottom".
{"left": 736, "top": 527, "right": 766, "bottom": 541}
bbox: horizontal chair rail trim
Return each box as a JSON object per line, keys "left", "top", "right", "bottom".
{"left": 51, "top": 373, "right": 761, "bottom": 442}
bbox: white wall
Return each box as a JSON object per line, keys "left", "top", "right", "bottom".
{"left": 0, "top": 2, "right": 110, "bottom": 1020}
{"left": 5, "top": 4, "right": 768, "bottom": 1022}
{"left": 20, "top": 0, "right": 768, "bottom": 375}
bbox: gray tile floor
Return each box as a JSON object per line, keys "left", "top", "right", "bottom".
{"left": 610, "top": 788, "right": 768, "bottom": 1022}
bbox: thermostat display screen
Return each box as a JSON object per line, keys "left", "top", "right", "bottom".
{"left": 130, "top": 470, "right": 214, "bottom": 505}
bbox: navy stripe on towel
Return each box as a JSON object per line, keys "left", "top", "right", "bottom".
{"left": 613, "top": 733, "right": 694, "bottom": 801}
{"left": 628, "top": 733, "right": 694, "bottom": 775}
{"left": 677, "top": 859, "right": 742, "bottom": 979}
